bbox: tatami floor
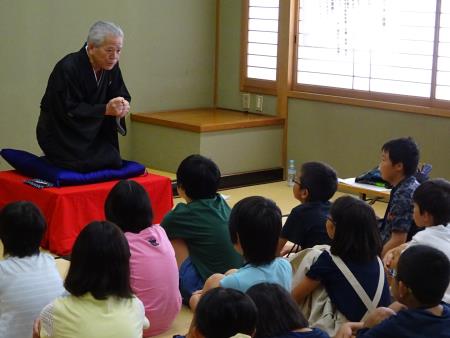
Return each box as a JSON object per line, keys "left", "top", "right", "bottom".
{"left": 0, "top": 169, "right": 388, "bottom": 338}
{"left": 154, "top": 174, "right": 388, "bottom": 338}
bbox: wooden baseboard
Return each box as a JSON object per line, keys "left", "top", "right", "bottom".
{"left": 171, "top": 167, "right": 284, "bottom": 196}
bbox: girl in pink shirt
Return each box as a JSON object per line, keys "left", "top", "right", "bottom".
{"left": 105, "top": 180, "right": 181, "bottom": 337}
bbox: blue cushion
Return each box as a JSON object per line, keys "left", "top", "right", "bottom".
{"left": 0, "top": 148, "right": 146, "bottom": 186}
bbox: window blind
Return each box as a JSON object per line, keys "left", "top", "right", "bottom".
{"left": 247, "top": 0, "right": 279, "bottom": 81}
{"left": 297, "top": 0, "right": 442, "bottom": 98}
{"left": 437, "top": 0, "right": 450, "bottom": 99}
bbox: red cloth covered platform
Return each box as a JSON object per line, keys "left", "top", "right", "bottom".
{"left": 0, "top": 170, "right": 173, "bottom": 256}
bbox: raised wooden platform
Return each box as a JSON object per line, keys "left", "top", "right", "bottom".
{"left": 130, "top": 107, "right": 284, "bottom": 174}
{"left": 131, "top": 108, "right": 285, "bottom": 132}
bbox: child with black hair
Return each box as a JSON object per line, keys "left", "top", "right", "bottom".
{"left": 337, "top": 245, "right": 450, "bottom": 338}
{"left": 174, "top": 287, "right": 257, "bottom": 338}
{"left": 161, "top": 155, "right": 243, "bottom": 305}
{"left": 378, "top": 137, "right": 420, "bottom": 257}
{"left": 292, "top": 196, "right": 391, "bottom": 323}
{"left": 247, "top": 283, "right": 329, "bottom": 338}
{"left": 189, "top": 196, "right": 292, "bottom": 310}
{"left": 0, "top": 201, "right": 64, "bottom": 338}
{"left": 278, "top": 162, "right": 337, "bottom": 256}
{"left": 35, "top": 221, "right": 149, "bottom": 338}
{"left": 384, "top": 178, "right": 450, "bottom": 303}
{"left": 105, "top": 180, "right": 181, "bottom": 337}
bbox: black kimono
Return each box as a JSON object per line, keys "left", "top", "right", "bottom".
{"left": 37, "top": 45, "right": 131, "bottom": 173}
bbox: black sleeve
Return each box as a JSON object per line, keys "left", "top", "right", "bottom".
{"left": 281, "top": 207, "right": 306, "bottom": 246}
{"left": 48, "top": 62, "right": 106, "bottom": 120}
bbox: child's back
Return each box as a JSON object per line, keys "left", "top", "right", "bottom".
{"left": 38, "top": 221, "right": 149, "bottom": 338}
{"left": 162, "top": 155, "right": 243, "bottom": 304}
{"left": 219, "top": 196, "right": 292, "bottom": 292}
{"left": 293, "top": 196, "right": 391, "bottom": 323}
{"left": 125, "top": 225, "right": 181, "bottom": 336}
{"left": 163, "top": 194, "right": 243, "bottom": 279}
{"left": 280, "top": 162, "right": 337, "bottom": 254}
{"left": 40, "top": 293, "right": 148, "bottom": 338}
{"left": 356, "top": 304, "right": 450, "bottom": 338}
{"left": 105, "top": 180, "right": 181, "bottom": 336}
{"left": 247, "top": 283, "right": 329, "bottom": 338}
{"left": 306, "top": 250, "right": 391, "bottom": 321}
{"left": 175, "top": 287, "right": 257, "bottom": 338}
{"left": 220, "top": 256, "right": 292, "bottom": 292}
{"left": 0, "top": 201, "right": 64, "bottom": 338}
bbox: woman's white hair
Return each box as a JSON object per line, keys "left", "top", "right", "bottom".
{"left": 87, "top": 21, "right": 123, "bottom": 47}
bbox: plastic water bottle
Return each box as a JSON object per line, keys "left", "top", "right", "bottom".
{"left": 287, "top": 160, "right": 296, "bottom": 187}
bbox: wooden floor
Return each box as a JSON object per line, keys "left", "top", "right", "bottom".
{"left": 0, "top": 170, "right": 388, "bottom": 338}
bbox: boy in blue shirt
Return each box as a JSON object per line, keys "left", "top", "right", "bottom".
{"left": 189, "top": 196, "right": 292, "bottom": 310}
{"left": 278, "top": 162, "right": 337, "bottom": 256}
{"left": 378, "top": 137, "right": 420, "bottom": 257}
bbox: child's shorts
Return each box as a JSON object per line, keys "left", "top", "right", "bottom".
{"left": 179, "top": 257, "right": 204, "bottom": 305}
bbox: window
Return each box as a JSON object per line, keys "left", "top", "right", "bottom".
{"left": 241, "top": 0, "right": 280, "bottom": 92}
{"left": 437, "top": 0, "right": 450, "bottom": 99}
{"left": 241, "top": 0, "right": 450, "bottom": 115}
{"left": 295, "top": 0, "right": 450, "bottom": 104}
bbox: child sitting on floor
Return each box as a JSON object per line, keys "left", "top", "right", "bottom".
{"left": 292, "top": 196, "right": 391, "bottom": 324}
{"left": 161, "top": 154, "right": 243, "bottom": 305}
{"left": 174, "top": 287, "right": 257, "bottom": 338}
{"left": 105, "top": 179, "right": 181, "bottom": 337}
{"left": 247, "top": 283, "right": 329, "bottom": 338}
{"left": 383, "top": 178, "right": 450, "bottom": 303}
{"left": 378, "top": 137, "right": 420, "bottom": 257}
{"left": 278, "top": 162, "right": 337, "bottom": 256}
{"left": 337, "top": 245, "right": 450, "bottom": 338}
{"left": 189, "top": 196, "right": 292, "bottom": 310}
{"left": 0, "top": 201, "right": 64, "bottom": 338}
{"left": 35, "top": 221, "right": 149, "bottom": 338}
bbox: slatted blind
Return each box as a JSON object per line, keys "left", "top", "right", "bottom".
{"left": 297, "top": 0, "right": 442, "bottom": 98}
{"left": 246, "top": 0, "right": 279, "bottom": 81}
{"left": 437, "top": 0, "right": 450, "bottom": 99}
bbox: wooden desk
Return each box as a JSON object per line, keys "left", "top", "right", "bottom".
{"left": 338, "top": 178, "right": 391, "bottom": 202}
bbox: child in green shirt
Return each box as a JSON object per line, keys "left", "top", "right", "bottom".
{"left": 161, "top": 154, "right": 243, "bottom": 304}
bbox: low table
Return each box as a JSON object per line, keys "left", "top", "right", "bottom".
{"left": 0, "top": 170, "right": 173, "bottom": 256}
{"left": 338, "top": 178, "right": 391, "bottom": 202}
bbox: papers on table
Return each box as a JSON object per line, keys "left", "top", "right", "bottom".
{"left": 338, "top": 177, "right": 391, "bottom": 193}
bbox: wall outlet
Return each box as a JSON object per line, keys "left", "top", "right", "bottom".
{"left": 255, "top": 95, "right": 263, "bottom": 112}
{"left": 242, "top": 93, "right": 250, "bottom": 110}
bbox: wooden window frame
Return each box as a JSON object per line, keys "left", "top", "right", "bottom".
{"left": 240, "top": 0, "right": 450, "bottom": 118}
{"left": 240, "top": 0, "right": 279, "bottom": 95}
{"left": 290, "top": 0, "right": 450, "bottom": 118}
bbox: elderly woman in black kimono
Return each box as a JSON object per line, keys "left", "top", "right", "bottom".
{"left": 37, "top": 21, "right": 131, "bottom": 173}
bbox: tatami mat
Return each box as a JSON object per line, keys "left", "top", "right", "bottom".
{"left": 158, "top": 178, "right": 388, "bottom": 337}
{"left": 0, "top": 172, "right": 387, "bottom": 337}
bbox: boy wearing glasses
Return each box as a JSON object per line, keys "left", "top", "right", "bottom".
{"left": 278, "top": 161, "right": 337, "bottom": 256}
{"left": 336, "top": 245, "right": 450, "bottom": 338}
